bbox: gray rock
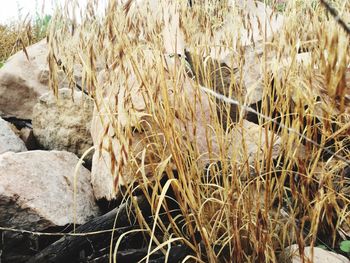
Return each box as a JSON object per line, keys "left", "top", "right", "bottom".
{"left": 0, "top": 39, "right": 84, "bottom": 120}
{"left": 0, "top": 150, "right": 99, "bottom": 231}
{"left": 0, "top": 40, "right": 49, "bottom": 119}
{"left": 0, "top": 117, "right": 27, "bottom": 154}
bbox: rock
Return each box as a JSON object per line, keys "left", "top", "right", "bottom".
{"left": 0, "top": 39, "right": 84, "bottom": 120}
{"left": 91, "top": 73, "right": 148, "bottom": 200}
{"left": 32, "top": 88, "right": 94, "bottom": 162}
{"left": 196, "top": 0, "right": 284, "bottom": 53}
{"left": 0, "top": 117, "right": 27, "bottom": 154}
{"left": 0, "top": 40, "right": 49, "bottom": 119}
{"left": 233, "top": 0, "right": 284, "bottom": 47}
{"left": 285, "top": 245, "right": 350, "bottom": 263}
{"left": 182, "top": 0, "right": 285, "bottom": 109}
{"left": 6, "top": 121, "right": 21, "bottom": 136}
{"left": 0, "top": 150, "right": 99, "bottom": 231}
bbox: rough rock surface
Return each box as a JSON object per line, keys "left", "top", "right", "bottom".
{"left": 32, "top": 88, "right": 94, "bottom": 161}
{"left": 287, "top": 245, "right": 350, "bottom": 263}
{"left": 0, "top": 117, "right": 27, "bottom": 154}
{"left": 0, "top": 39, "right": 84, "bottom": 120}
{"left": 0, "top": 40, "right": 50, "bottom": 119}
{"left": 0, "top": 150, "right": 99, "bottom": 231}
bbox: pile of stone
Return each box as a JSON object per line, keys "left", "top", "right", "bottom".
{"left": 0, "top": 0, "right": 348, "bottom": 262}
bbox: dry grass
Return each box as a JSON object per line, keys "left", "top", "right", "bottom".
{"left": 0, "top": 24, "right": 22, "bottom": 62}
{"left": 47, "top": 0, "right": 350, "bottom": 262}
{"left": 0, "top": 17, "right": 49, "bottom": 63}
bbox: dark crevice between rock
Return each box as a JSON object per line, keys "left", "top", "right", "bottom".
{"left": 0, "top": 224, "right": 74, "bottom": 263}
{"left": 82, "top": 158, "right": 93, "bottom": 171}
{"left": 95, "top": 197, "right": 121, "bottom": 215}
{"left": 1, "top": 116, "right": 41, "bottom": 150}
{"left": 2, "top": 117, "right": 32, "bottom": 130}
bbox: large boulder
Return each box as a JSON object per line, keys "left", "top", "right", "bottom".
{"left": 32, "top": 88, "right": 94, "bottom": 162}
{"left": 0, "top": 117, "right": 27, "bottom": 154}
{"left": 0, "top": 150, "right": 99, "bottom": 231}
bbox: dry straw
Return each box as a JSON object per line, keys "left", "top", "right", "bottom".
{"left": 44, "top": 0, "right": 350, "bottom": 262}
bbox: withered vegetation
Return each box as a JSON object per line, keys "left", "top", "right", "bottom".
{"left": 45, "top": 0, "right": 350, "bottom": 261}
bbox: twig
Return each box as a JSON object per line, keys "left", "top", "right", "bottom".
{"left": 199, "top": 85, "right": 350, "bottom": 166}
{"left": 0, "top": 226, "right": 131, "bottom": 237}
{"left": 319, "top": 0, "right": 350, "bottom": 36}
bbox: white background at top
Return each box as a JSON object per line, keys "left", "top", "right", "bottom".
{"left": 0, "top": 0, "right": 107, "bottom": 24}
{"left": 0, "top": 0, "right": 57, "bottom": 24}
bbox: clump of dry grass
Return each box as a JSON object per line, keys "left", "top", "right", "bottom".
{"left": 48, "top": 0, "right": 350, "bottom": 261}
{"left": 0, "top": 24, "right": 21, "bottom": 62}
{"left": 0, "top": 17, "right": 49, "bottom": 63}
